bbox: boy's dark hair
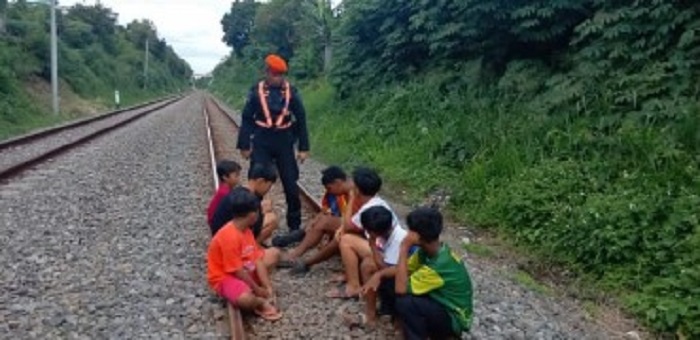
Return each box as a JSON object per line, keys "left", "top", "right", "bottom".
{"left": 216, "top": 160, "right": 241, "bottom": 182}
{"left": 248, "top": 163, "right": 278, "bottom": 183}
{"left": 321, "top": 165, "right": 347, "bottom": 186}
{"left": 352, "top": 167, "right": 382, "bottom": 197}
{"left": 228, "top": 189, "right": 260, "bottom": 218}
{"left": 406, "top": 207, "right": 443, "bottom": 242}
{"left": 360, "top": 205, "right": 394, "bottom": 235}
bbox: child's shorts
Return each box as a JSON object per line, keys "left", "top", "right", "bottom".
{"left": 218, "top": 272, "right": 261, "bottom": 306}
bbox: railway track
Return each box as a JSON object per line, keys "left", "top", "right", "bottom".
{"left": 202, "top": 94, "right": 323, "bottom": 339}
{"left": 0, "top": 94, "right": 184, "bottom": 182}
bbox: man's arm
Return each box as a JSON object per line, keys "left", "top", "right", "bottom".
{"left": 236, "top": 88, "right": 257, "bottom": 151}
{"left": 290, "top": 87, "right": 309, "bottom": 152}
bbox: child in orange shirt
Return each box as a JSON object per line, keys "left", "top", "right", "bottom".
{"left": 207, "top": 189, "right": 282, "bottom": 321}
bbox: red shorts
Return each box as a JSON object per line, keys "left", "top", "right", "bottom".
{"left": 217, "top": 272, "right": 261, "bottom": 306}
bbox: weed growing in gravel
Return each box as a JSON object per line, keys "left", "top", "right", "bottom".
{"left": 512, "top": 271, "right": 554, "bottom": 296}
{"left": 462, "top": 243, "right": 496, "bottom": 258}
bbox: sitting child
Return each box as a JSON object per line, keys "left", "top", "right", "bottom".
{"left": 326, "top": 167, "right": 402, "bottom": 299}
{"left": 206, "top": 160, "right": 241, "bottom": 226}
{"left": 210, "top": 163, "right": 279, "bottom": 244}
{"left": 276, "top": 165, "right": 351, "bottom": 267}
{"left": 395, "top": 207, "right": 474, "bottom": 339}
{"left": 343, "top": 205, "right": 414, "bottom": 331}
{"left": 207, "top": 189, "right": 282, "bottom": 321}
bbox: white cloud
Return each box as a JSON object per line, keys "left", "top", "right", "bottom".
{"left": 60, "top": 0, "right": 232, "bottom": 74}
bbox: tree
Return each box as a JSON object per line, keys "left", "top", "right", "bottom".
{"left": 221, "top": 0, "right": 258, "bottom": 58}
{"left": 65, "top": 4, "right": 119, "bottom": 53}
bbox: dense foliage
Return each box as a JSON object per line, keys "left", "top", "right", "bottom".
{"left": 211, "top": 0, "right": 700, "bottom": 336}
{"left": 0, "top": 0, "right": 192, "bottom": 139}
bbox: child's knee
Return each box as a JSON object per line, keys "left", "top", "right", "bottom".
{"left": 266, "top": 247, "right": 281, "bottom": 259}
{"left": 235, "top": 292, "right": 262, "bottom": 310}
{"left": 360, "top": 257, "right": 377, "bottom": 273}
{"left": 339, "top": 233, "right": 354, "bottom": 249}
{"left": 265, "top": 247, "right": 281, "bottom": 264}
{"left": 264, "top": 212, "right": 279, "bottom": 229}
{"left": 321, "top": 216, "right": 341, "bottom": 231}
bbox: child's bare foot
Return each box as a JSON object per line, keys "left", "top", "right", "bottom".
{"left": 276, "top": 252, "right": 298, "bottom": 268}
{"left": 327, "top": 273, "right": 346, "bottom": 284}
{"left": 325, "top": 284, "right": 359, "bottom": 299}
{"left": 342, "top": 312, "right": 377, "bottom": 331}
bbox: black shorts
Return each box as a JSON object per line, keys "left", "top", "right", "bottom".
{"left": 378, "top": 278, "right": 397, "bottom": 316}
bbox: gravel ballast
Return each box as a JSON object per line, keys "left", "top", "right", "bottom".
{"left": 0, "top": 94, "right": 225, "bottom": 338}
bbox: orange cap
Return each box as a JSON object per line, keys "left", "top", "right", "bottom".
{"left": 265, "top": 54, "right": 288, "bottom": 74}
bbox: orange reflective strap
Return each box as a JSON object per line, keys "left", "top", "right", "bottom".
{"left": 256, "top": 81, "right": 273, "bottom": 128}
{"left": 274, "top": 81, "right": 292, "bottom": 128}
{"left": 255, "top": 80, "right": 292, "bottom": 129}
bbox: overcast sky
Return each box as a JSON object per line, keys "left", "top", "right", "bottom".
{"left": 60, "top": 0, "right": 342, "bottom": 75}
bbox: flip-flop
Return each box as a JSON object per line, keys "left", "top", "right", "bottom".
{"left": 254, "top": 303, "right": 282, "bottom": 321}
{"left": 325, "top": 284, "right": 359, "bottom": 300}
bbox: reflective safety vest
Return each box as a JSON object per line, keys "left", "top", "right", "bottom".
{"left": 255, "top": 80, "right": 292, "bottom": 129}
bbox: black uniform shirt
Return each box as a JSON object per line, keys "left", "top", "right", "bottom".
{"left": 236, "top": 82, "right": 310, "bottom": 152}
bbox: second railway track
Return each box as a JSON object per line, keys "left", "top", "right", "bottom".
{"left": 0, "top": 94, "right": 183, "bottom": 182}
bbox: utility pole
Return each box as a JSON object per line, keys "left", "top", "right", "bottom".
{"left": 0, "top": 0, "right": 7, "bottom": 36}
{"left": 143, "top": 38, "right": 149, "bottom": 89}
{"left": 50, "top": 0, "right": 59, "bottom": 115}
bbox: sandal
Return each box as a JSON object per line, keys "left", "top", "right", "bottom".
{"left": 254, "top": 302, "right": 282, "bottom": 321}
{"left": 325, "top": 283, "right": 359, "bottom": 300}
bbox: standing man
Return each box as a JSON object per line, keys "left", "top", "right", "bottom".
{"left": 237, "top": 54, "right": 309, "bottom": 248}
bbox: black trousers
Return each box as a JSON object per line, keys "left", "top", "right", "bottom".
{"left": 378, "top": 278, "right": 397, "bottom": 316}
{"left": 396, "top": 295, "right": 456, "bottom": 340}
{"left": 250, "top": 130, "right": 301, "bottom": 231}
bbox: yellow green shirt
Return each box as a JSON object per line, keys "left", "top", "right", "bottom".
{"left": 408, "top": 244, "right": 474, "bottom": 334}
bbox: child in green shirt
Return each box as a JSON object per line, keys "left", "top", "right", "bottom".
{"left": 395, "top": 207, "right": 474, "bottom": 339}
